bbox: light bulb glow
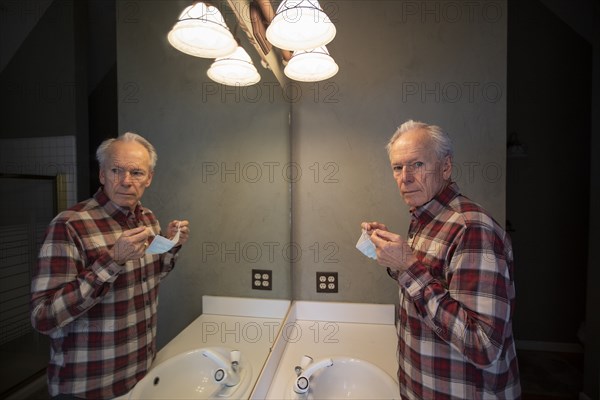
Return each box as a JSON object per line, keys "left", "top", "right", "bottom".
{"left": 284, "top": 46, "right": 338, "bottom": 82}
{"left": 207, "top": 46, "right": 261, "bottom": 86}
{"left": 266, "top": 0, "right": 336, "bottom": 51}
{"left": 167, "top": 3, "right": 237, "bottom": 58}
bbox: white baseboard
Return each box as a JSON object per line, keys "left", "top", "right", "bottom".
{"left": 515, "top": 340, "right": 583, "bottom": 353}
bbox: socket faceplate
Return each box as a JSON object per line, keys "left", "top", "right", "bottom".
{"left": 316, "top": 272, "right": 338, "bottom": 293}
{"left": 252, "top": 269, "right": 272, "bottom": 290}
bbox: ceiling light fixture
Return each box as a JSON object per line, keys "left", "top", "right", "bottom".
{"left": 266, "top": 0, "right": 337, "bottom": 51}
{"left": 284, "top": 46, "right": 338, "bottom": 82}
{"left": 167, "top": 2, "right": 238, "bottom": 58}
{"left": 207, "top": 45, "right": 261, "bottom": 86}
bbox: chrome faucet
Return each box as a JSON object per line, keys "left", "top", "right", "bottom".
{"left": 293, "top": 355, "right": 334, "bottom": 394}
{"left": 202, "top": 349, "right": 241, "bottom": 387}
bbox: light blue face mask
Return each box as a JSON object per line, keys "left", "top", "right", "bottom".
{"left": 146, "top": 224, "right": 180, "bottom": 254}
{"left": 356, "top": 229, "right": 377, "bottom": 260}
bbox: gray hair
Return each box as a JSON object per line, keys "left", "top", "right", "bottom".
{"left": 96, "top": 132, "right": 158, "bottom": 171}
{"left": 386, "top": 120, "right": 453, "bottom": 160}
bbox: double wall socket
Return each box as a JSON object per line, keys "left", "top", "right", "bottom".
{"left": 252, "top": 269, "right": 272, "bottom": 290}
{"left": 316, "top": 272, "right": 338, "bottom": 293}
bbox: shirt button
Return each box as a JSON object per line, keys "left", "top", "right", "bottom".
{"left": 408, "top": 233, "right": 415, "bottom": 239}
{"left": 404, "top": 281, "right": 411, "bottom": 288}
{"left": 142, "top": 276, "right": 147, "bottom": 282}
{"left": 145, "top": 301, "right": 150, "bottom": 306}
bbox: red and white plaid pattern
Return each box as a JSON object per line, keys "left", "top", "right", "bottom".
{"left": 392, "top": 183, "right": 521, "bottom": 399}
{"left": 31, "top": 188, "right": 179, "bottom": 398}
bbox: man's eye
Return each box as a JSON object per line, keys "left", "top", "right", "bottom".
{"left": 414, "top": 162, "right": 424, "bottom": 168}
{"left": 393, "top": 165, "right": 403, "bottom": 172}
{"left": 110, "top": 168, "right": 119, "bottom": 174}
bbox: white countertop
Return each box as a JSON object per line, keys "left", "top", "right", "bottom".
{"left": 122, "top": 298, "right": 397, "bottom": 400}
{"left": 153, "top": 296, "right": 291, "bottom": 366}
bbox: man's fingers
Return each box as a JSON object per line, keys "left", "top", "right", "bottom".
{"left": 122, "top": 226, "right": 146, "bottom": 237}
{"left": 373, "top": 229, "right": 398, "bottom": 242}
{"left": 129, "top": 228, "right": 151, "bottom": 242}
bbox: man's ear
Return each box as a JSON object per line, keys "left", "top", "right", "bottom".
{"left": 99, "top": 167, "right": 105, "bottom": 185}
{"left": 442, "top": 156, "right": 452, "bottom": 180}
{"left": 145, "top": 171, "right": 154, "bottom": 188}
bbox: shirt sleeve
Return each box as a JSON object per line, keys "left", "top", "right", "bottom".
{"left": 397, "top": 224, "right": 515, "bottom": 369}
{"left": 30, "top": 217, "right": 123, "bottom": 335}
{"left": 158, "top": 244, "right": 181, "bottom": 278}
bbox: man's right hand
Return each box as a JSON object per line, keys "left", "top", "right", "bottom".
{"left": 109, "top": 226, "right": 150, "bottom": 265}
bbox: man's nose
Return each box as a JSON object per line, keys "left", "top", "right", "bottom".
{"left": 400, "top": 168, "right": 414, "bottom": 183}
{"left": 120, "top": 171, "right": 133, "bottom": 185}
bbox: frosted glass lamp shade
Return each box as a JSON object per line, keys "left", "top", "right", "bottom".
{"left": 168, "top": 2, "right": 238, "bottom": 58}
{"left": 207, "top": 46, "right": 261, "bottom": 86}
{"left": 266, "top": 0, "right": 336, "bottom": 51}
{"left": 284, "top": 46, "right": 338, "bottom": 82}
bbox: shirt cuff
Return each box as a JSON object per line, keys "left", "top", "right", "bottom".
{"left": 92, "top": 252, "right": 123, "bottom": 283}
{"left": 397, "top": 260, "right": 433, "bottom": 298}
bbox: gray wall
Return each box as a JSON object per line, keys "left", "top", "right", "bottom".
{"left": 290, "top": 1, "right": 507, "bottom": 303}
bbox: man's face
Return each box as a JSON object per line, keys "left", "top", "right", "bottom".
{"left": 99, "top": 141, "right": 153, "bottom": 211}
{"left": 389, "top": 129, "right": 452, "bottom": 208}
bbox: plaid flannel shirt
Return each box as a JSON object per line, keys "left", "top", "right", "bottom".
{"left": 31, "top": 188, "right": 180, "bottom": 398}
{"left": 392, "top": 182, "right": 521, "bottom": 399}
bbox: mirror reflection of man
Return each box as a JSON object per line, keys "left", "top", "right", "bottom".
{"left": 31, "top": 132, "right": 190, "bottom": 399}
{"left": 362, "top": 120, "right": 521, "bottom": 399}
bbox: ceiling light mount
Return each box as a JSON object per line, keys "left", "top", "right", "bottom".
{"left": 167, "top": 1, "right": 339, "bottom": 86}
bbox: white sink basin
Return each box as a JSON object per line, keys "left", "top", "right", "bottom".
{"left": 129, "top": 347, "right": 252, "bottom": 399}
{"left": 287, "top": 357, "right": 399, "bottom": 399}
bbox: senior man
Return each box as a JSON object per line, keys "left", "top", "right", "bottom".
{"left": 362, "top": 120, "right": 521, "bottom": 399}
{"left": 31, "top": 132, "right": 190, "bottom": 399}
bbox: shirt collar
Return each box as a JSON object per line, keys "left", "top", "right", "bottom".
{"left": 409, "top": 182, "right": 461, "bottom": 224}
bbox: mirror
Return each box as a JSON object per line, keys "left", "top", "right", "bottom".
{"left": 116, "top": 0, "right": 292, "bottom": 347}
{"left": 118, "top": 0, "right": 510, "bottom": 345}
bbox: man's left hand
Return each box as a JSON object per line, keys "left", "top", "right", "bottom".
{"left": 167, "top": 220, "right": 190, "bottom": 246}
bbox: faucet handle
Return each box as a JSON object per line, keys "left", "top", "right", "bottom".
{"left": 230, "top": 350, "right": 241, "bottom": 364}
{"left": 300, "top": 355, "right": 313, "bottom": 369}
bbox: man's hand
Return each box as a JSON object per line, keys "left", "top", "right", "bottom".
{"left": 370, "top": 229, "right": 418, "bottom": 274}
{"left": 167, "top": 220, "right": 190, "bottom": 246}
{"left": 109, "top": 226, "right": 150, "bottom": 264}
{"left": 360, "top": 221, "right": 389, "bottom": 234}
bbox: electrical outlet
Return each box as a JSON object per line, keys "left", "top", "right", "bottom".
{"left": 252, "top": 269, "right": 272, "bottom": 290}
{"left": 316, "top": 272, "right": 338, "bottom": 293}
